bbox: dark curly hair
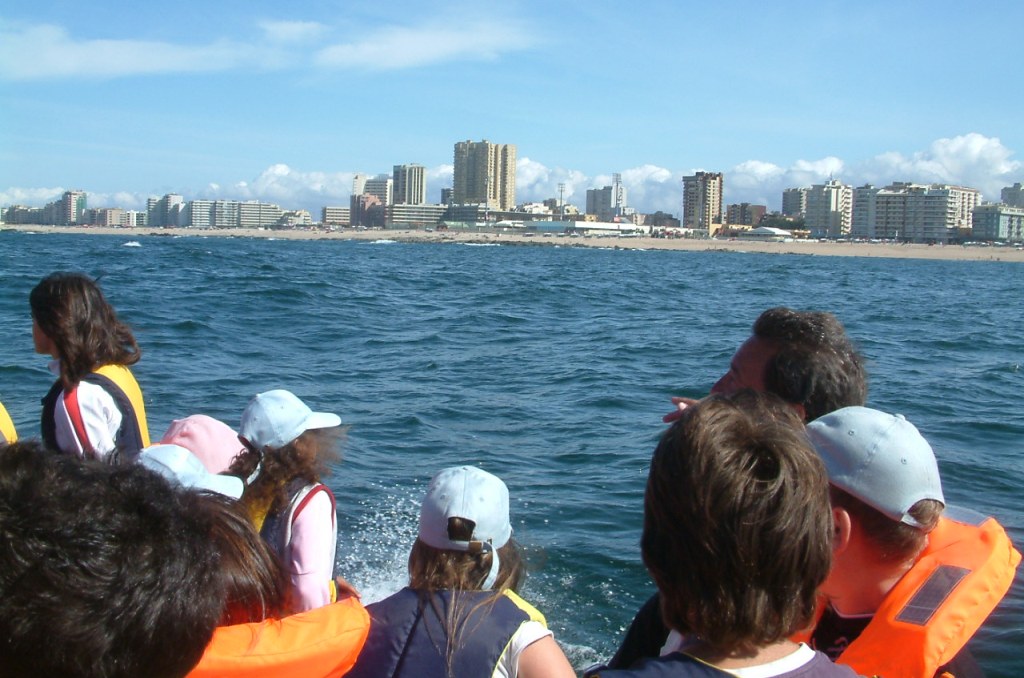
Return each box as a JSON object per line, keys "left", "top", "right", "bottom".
{"left": 0, "top": 440, "right": 224, "bottom": 678}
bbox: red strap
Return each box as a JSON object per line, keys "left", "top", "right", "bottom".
{"left": 63, "top": 387, "right": 96, "bottom": 457}
{"left": 292, "top": 484, "right": 336, "bottom": 527}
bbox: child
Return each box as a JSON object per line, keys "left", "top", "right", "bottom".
{"left": 31, "top": 272, "right": 149, "bottom": 460}
{"left": 591, "top": 391, "right": 857, "bottom": 677}
{"left": 347, "top": 466, "right": 576, "bottom": 678}
{"left": 231, "top": 389, "right": 342, "bottom": 613}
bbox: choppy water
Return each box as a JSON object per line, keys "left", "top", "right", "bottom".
{"left": 1, "top": 231, "right": 1021, "bottom": 675}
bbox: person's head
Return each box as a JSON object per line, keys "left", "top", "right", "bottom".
{"left": 806, "top": 406, "right": 945, "bottom": 567}
{"left": 712, "top": 307, "right": 867, "bottom": 422}
{"left": 0, "top": 440, "right": 224, "bottom": 678}
{"left": 409, "top": 466, "right": 523, "bottom": 594}
{"left": 233, "top": 389, "right": 343, "bottom": 509}
{"left": 161, "top": 414, "right": 245, "bottom": 474}
{"left": 29, "top": 272, "right": 140, "bottom": 386}
{"left": 195, "top": 492, "right": 288, "bottom": 626}
{"left": 642, "top": 390, "right": 833, "bottom": 655}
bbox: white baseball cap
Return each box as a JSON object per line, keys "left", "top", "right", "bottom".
{"left": 138, "top": 444, "right": 244, "bottom": 499}
{"left": 806, "top": 406, "right": 944, "bottom": 528}
{"left": 239, "top": 389, "right": 341, "bottom": 450}
{"left": 418, "top": 466, "right": 513, "bottom": 589}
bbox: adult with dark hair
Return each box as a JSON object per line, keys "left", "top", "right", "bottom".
{"left": 31, "top": 271, "right": 150, "bottom": 459}
{"left": 348, "top": 466, "right": 576, "bottom": 678}
{"left": 231, "top": 389, "right": 343, "bottom": 613}
{"left": 608, "top": 307, "right": 868, "bottom": 670}
{"left": 804, "top": 407, "right": 1019, "bottom": 678}
{"left": 590, "top": 391, "right": 856, "bottom": 677}
{"left": 0, "top": 440, "right": 223, "bottom": 678}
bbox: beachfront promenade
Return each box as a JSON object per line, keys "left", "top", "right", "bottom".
{"left": 6, "top": 225, "right": 1024, "bottom": 263}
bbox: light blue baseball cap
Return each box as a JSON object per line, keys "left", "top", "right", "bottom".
{"left": 806, "top": 406, "right": 944, "bottom": 528}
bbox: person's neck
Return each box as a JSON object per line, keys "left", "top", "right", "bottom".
{"left": 827, "top": 555, "right": 916, "bottom": 616}
{"left": 684, "top": 638, "right": 800, "bottom": 669}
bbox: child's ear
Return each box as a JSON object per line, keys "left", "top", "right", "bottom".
{"left": 831, "top": 507, "right": 852, "bottom": 555}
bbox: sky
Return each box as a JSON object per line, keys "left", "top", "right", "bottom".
{"left": 2, "top": 0, "right": 1022, "bottom": 217}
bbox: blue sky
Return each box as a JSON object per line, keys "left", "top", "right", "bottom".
{"left": 2, "top": 0, "right": 1022, "bottom": 217}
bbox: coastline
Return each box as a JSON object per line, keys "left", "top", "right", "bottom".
{"left": 5, "top": 224, "right": 1024, "bottom": 262}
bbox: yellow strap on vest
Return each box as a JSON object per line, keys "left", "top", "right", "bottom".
{"left": 502, "top": 589, "right": 548, "bottom": 627}
{"left": 0, "top": 401, "right": 17, "bottom": 443}
{"left": 93, "top": 364, "right": 150, "bottom": 447}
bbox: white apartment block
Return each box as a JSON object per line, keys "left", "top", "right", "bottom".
{"left": 364, "top": 174, "right": 394, "bottom": 206}
{"left": 972, "top": 203, "right": 1024, "bottom": 242}
{"left": 393, "top": 164, "right": 427, "bottom": 205}
{"left": 805, "top": 180, "right": 852, "bottom": 238}
{"left": 861, "top": 183, "right": 981, "bottom": 243}
{"left": 851, "top": 185, "right": 880, "bottom": 238}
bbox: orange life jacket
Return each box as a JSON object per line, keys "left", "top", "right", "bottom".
{"left": 187, "top": 596, "right": 370, "bottom": 678}
{"left": 798, "top": 512, "right": 1019, "bottom": 678}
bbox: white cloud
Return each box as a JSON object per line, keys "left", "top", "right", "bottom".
{"left": 314, "top": 18, "right": 536, "bottom": 70}
{"left": 0, "top": 186, "right": 66, "bottom": 206}
{"left": 259, "top": 20, "right": 327, "bottom": 44}
{"left": 0, "top": 21, "right": 270, "bottom": 80}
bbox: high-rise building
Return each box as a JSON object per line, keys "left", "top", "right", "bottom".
{"left": 972, "top": 203, "right": 1024, "bottom": 242}
{"left": 781, "top": 188, "right": 807, "bottom": 217}
{"left": 364, "top": 174, "right": 394, "bottom": 206}
{"left": 453, "top": 140, "right": 517, "bottom": 210}
{"left": 726, "top": 203, "right": 766, "bottom": 226}
{"left": 393, "top": 164, "right": 427, "bottom": 205}
{"left": 805, "top": 180, "right": 852, "bottom": 238}
{"left": 1002, "top": 182, "right": 1024, "bottom": 207}
{"left": 860, "top": 182, "right": 981, "bottom": 243}
{"left": 851, "top": 185, "right": 880, "bottom": 238}
{"left": 147, "top": 193, "right": 185, "bottom": 227}
{"left": 59, "top": 190, "right": 87, "bottom": 225}
{"left": 586, "top": 173, "right": 629, "bottom": 222}
{"left": 682, "top": 172, "right": 723, "bottom": 231}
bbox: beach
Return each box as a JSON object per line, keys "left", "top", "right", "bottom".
{"left": 5, "top": 224, "right": 1024, "bottom": 262}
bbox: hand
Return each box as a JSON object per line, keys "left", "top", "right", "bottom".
{"left": 334, "top": 576, "right": 361, "bottom": 601}
{"left": 662, "top": 396, "right": 700, "bottom": 423}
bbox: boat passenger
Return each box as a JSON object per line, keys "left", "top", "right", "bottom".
{"left": 347, "top": 465, "right": 577, "bottom": 678}
{"left": 231, "top": 389, "right": 343, "bottom": 613}
{"left": 31, "top": 272, "right": 149, "bottom": 460}
{"left": 0, "top": 439, "right": 224, "bottom": 678}
{"left": 611, "top": 306, "right": 868, "bottom": 670}
{"left": 0, "top": 400, "right": 17, "bottom": 443}
{"left": 161, "top": 413, "right": 245, "bottom": 474}
{"left": 588, "top": 391, "right": 857, "bottom": 678}
{"left": 803, "top": 407, "right": 1020, "bottom": 677}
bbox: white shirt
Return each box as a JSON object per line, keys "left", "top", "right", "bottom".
{"left": 48, "top": 360, "right": 122, "bottom": 459}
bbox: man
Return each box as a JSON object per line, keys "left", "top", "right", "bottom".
{"left": 805, "top": 407, "right": 1019, "bottom": 677}
{"left": 0, "top": 440, "right": 225, "bottom": 678}
{"left": 608, "top": 307, "right": 868, "bottom": 669}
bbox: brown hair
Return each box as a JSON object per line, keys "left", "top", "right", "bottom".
{"left": 232, "top": 427, "right": 344, "bottom": 518}
{"left": 829, "top": 486, "right": 943, "bottom": 563}
{"left": 194, "top": 492, "right": 287, "bottom": 626}
{"left": 642, "top": 390, "right": 833, "bottom": 655}
{"left": 30, "top": 272, "right": 140, "bottom": 388}
{"left": 406, "top": 517, "right": 525, "bottom": 671}
{"left": 753, "top": 307, "right": 867, "bottom": 421}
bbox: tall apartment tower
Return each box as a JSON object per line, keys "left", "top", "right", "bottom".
{"left": 61, "top": 190, "right": 87, "bottom": 225}
{"left": 393, "top": 164, "right": 427, "bottom": 205}
{"left": 586, "top": 173, "right": 629, "bottom": 221}
{"left": 364, "top": 174, "right": 394, "bottom": 206}
{"left": 781, "top": 188, "right": 808, "bottom": 217}
{"left": 452, "top": 140, "right": 517, "bottom": 210}
{"left": 1002, "top": 182, "right": 1024, "bottom": 207}
{"left": 682, "top": 172, "right": 723, "bottom": 231}
{"left": 805, "top": 180, "right": 853, "bottom": 238}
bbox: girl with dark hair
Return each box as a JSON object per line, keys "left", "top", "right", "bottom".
{"left": 231, "top": 389, "right": 343, "bottom": 614}
{"left": 348, "top": 466, "right": 576, "bottom": 678}
{"left": 31, "top": 272, "right": 149, "bottom": 459}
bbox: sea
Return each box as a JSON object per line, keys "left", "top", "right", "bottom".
{"left": 0, "top": 230, "right": 1020, "bottom": 676}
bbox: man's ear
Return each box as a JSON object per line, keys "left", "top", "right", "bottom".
{"left": 832, "top": 506, "right": 853, "bottom": 555}
{"left": 792, "top": 401, "right": 807, "bottom": 422}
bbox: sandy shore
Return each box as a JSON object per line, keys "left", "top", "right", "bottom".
{"left": 5, "top": 224, "right": 1023, "bottom": 262}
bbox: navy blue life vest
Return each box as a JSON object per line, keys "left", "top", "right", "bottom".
{"left": 40, "top": 370, "right": 147, "bottom": 460}
{"left": 347, "top": 587, "right": 531, "bottom": 678}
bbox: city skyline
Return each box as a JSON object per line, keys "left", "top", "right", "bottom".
{"left": 2, "top": 1, "right": 1022, "bottom": 216}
